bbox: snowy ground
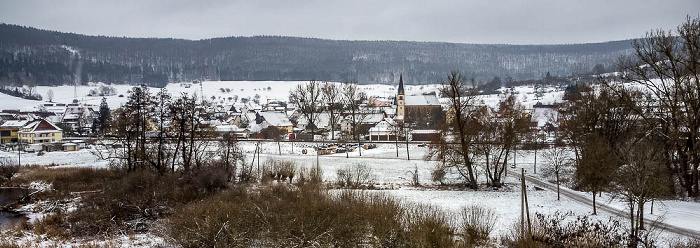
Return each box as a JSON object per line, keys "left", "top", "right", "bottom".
{"left": 4, "top": 142, "right": 699, "bottom": 243}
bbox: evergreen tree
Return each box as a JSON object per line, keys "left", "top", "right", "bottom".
{"left": 97, "top": 97, "right": 110, "bottom": 133}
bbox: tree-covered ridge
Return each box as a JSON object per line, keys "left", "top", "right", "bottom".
{"left": 0, "top": 23, "right": 633, "bottom": 87}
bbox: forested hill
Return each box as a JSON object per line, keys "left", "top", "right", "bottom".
{"left": 0, "top": 23, "right": 634, "bottom": 87}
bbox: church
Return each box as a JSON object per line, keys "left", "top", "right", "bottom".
{"left": 395, "top": 74, "right": 443, "bottom": 129}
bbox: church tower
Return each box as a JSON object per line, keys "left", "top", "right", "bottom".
{"left": 396, "top": 74, "right": 405, "bottom": 116}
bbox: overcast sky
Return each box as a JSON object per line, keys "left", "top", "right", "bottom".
{"left": 1, "top": 0, "right": 698, "bottom": 44}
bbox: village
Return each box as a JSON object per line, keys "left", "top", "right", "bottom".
{"left": 0, "top": 76, "right": 561, "bottom": 157}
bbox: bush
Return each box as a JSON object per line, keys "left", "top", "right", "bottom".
{"left": 0, "top": 158, "right": 20, "bottom": 185}
{"left": 431, "top": 163, "right": 447, "bottom": 185}
{"left": 296, "top": 166, "right": 323, "bottom": 187}
{"left": 503, "top": 211, "right": 628, "bottom": 247}
{"left": 459, "top": 205, "right": 497, "bottom": 246}
{"left": 336, "top": 163, "right": 374, "bottom": 188}
{"left": 261, "top": 159, "right": 296, "bottom": 183}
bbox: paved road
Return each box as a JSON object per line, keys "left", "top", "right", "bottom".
{"left": 509, "top": 170, "right": 700, "bottom": 240}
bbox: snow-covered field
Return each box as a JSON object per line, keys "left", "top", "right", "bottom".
{"left": 0, "top": 80, "right": 560, "bottom": 111}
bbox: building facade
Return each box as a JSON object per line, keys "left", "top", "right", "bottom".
{"left": 18, "top": 119, "right": 63, "bottom": 144}
{"left": 395, "top": 75, "right": 443, "bottom": 128}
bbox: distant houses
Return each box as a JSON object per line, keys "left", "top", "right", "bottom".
{"left": 0, "top": 120, "right": 29, "bottom": 144}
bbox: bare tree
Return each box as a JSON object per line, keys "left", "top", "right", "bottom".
{"left": 474, "top": 95, "right": 528, "bottom": 188}
{"left": 612, "top": 140, "right": 669, "bottom": 246}
{"left": 432, "top": 71, "right": 481, "bottom": 189}
{"left": 289, "top": 81, "right": 323, "bottom": 133}
{"left": 613, "top": 16, "right": 700, "bottom": 197}
{"left": 321, "top": 82, "right": 342, "bottom": 140}
{"left": 151, "top": 88, "right": 172, "bottom": 173}
{"left": 341, "top": 81, "right": 373, "bottom": 156}
{"left": 560, "top": 84, "right": 640, "bottom": 214}
{"left": 46, "top": 89, "right": 54, "bottom": 102}
{"left": 543, "top": 146, "right": 572, "bottom": 200}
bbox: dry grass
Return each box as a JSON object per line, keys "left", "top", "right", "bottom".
{"left": 166, "top": 185, "right": 461, "bottom": 248}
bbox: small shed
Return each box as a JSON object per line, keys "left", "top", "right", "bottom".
{"left": 63, "top": 142, "right": 79, "bottom": 152}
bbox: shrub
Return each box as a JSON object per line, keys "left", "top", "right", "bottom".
{"left": 503, "top": 211, "right": 628, "bottom": 247}
{"left": 431, "top": 163, "right": 447, "bottom": 185}
{"left": 296, "top": 166, "right": 323, "bottom": 187}
{"left": 459, "top": 205, "right": 497, "bottom": 246}
{"left": 404, "top": 205, "right": 456, "bottom": 247}
{"left": 261, "top": 159, "right": 297, "bottom": 183}
{"left": 336, "top": 163, "right": 374, "bottom": 188}
{"left": 0, "top": 158, "right": 20, "bottom": 185}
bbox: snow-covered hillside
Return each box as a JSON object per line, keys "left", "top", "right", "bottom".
{"left": 0, "top": 81, "right": 563, "bottom": 112}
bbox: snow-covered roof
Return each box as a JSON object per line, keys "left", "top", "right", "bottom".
{"left": 0, "top": 120, "right": 29, "bottom": 128}
{"left": 20, "top": 119, "right": 62, "bottom": 132}
{"left": 410, "top": 130, "right": 440, "bottom": 134}
{"left": 297, "top": 113, "right": 335, "bottom": 129}
{"left": 405, "top": 94, "right": 440, "bottom": 106}
{"left": 344, "top": 113, "right": 384, "bottom": 124}
{"left": 369, "top": 118, "right": 398, "bottom": 132}
{"left": 259, "top": 112, "right": 293, "bottom": 127}
{"left": 215, "top": 125, "right": 248, "bottom": 133}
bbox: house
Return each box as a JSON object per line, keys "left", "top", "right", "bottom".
{"left": 215, "top": 125, "right": 251, "bottom": 139}
{"left": 60, "top": 104, "right": 97, "bottom": 133}
{"left": 257, "top": 112, "right": 294, "bottom": 133}
{"left": 395, "top": 74, "right": 443, "bottom": 128}
{"left": 340, "top": 113, "right": 385, "bottom": 137}
{"left": 367, "top": 118, "right": 405, "bottom": 141}
{"left": 1, "top": 120, "right": 29, "bottom": 144}
{"left": 296, "top": 113, "right": 335, "bottom": 131}
{"left": 18, "top": 119, "right": 63, "bottom": 145}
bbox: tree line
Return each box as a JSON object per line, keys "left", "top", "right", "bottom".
{"left": 0, "top": 23, "right": 633, "bottom": 87}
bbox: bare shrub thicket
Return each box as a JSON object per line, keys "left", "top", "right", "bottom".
{"left": 0, "top": 157, "right": 20, "bottom": 185}
{"left": 166, "top": 185, "right": 458, "bottom": 248}
{"left": 19, "top": 166, "right": 229, "bottom": 238}
{"left": 262, "top": 159, "right": 297, "bottom": 183}
{"left": 296, "top": 166, "right": 323, "bottom": 187}
{"left": 504, "top": 212, "right": 633, "bottom": 247}
{"left": 459, "top": 205, "right": 497, "bottom": 246}
{"left": 336, "top": 163, "right": 374, "bottom": 188}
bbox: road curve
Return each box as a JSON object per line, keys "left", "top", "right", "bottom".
{"left": 509, "top": 170, "right": 700, "bottom": 240}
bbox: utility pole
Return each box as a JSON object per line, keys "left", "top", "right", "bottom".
{"left": 405, "top": 125, "right": 410, "bottom": 160}
{"left": 395, "top": 126, "right": 399, "bottom": 157}
{"left": 521, "top": 168, "right": 531, "bottom": 238}
{"left": 18, "top": 133, "right": 22, "bottom": 166}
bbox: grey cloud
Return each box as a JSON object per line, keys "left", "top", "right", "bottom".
{"left": 0, "top": 0, "right": 698, "bottom": 44}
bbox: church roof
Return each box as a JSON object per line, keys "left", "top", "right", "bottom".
{"left": 397, "top": 74, "right": 404, "bottom": 95}
{"left": 405, "top": 95, "right": 440, "bottom": 106}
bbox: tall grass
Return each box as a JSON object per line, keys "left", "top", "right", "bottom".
{"left": 166, "top": 185, "right": 460, "bottom": 247}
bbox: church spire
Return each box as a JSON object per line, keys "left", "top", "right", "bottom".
{"left": 398, "top": 73, "right": 404, "bottom": 95}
